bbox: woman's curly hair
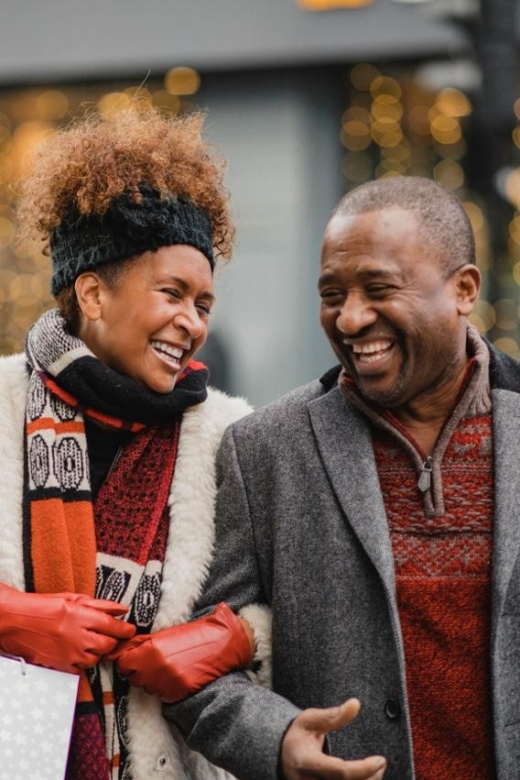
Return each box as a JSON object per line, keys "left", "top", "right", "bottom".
{"left": 17, "top": 104, "right": 235, "bottom": 261}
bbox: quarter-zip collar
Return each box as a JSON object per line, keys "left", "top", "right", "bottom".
{"left": 339, "top": 324, "right": 492, "bottom": 517}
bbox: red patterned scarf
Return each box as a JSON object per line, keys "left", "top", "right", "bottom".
{"left": 23, "top": 309, "right": 208, "bottom": 779}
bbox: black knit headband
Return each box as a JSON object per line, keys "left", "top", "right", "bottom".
{"left": 50, "top": 184, "right": 215, "bottom": 296}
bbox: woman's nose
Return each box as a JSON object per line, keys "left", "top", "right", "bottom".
{"left": 173, "top": 304, "right": 205, "bottom": 339}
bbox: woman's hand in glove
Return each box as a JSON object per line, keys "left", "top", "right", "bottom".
{"left": 0, "top": 583, "right": 136, "bottom": 673}
{"left": 110, "top": 602, "right": 254, "bottom": 702}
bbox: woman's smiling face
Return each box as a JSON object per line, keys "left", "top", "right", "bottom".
{"left": 77, "top": 245, "right": 214, "bottom": 394}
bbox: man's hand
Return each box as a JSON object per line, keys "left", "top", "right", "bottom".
{"left": 281, "top": 698, "right": 386, "bottom": 780}
{"left": 0, "top": 584, "right": 136, "bottom": 673}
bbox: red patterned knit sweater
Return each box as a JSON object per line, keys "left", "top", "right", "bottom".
{"left": 341, "top": 328, "right": 496, "bottom": 780}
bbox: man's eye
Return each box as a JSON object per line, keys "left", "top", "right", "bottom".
{"left": 196, "top": 302, "right": 212, "bottom": 315}
{"left": 367, "top": 285, "right": 393, "bottom": 295}
{"left": 320, "top": 290, "right": 343, "bottom": 301}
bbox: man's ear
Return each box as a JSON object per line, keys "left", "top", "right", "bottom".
{"left": 454, "top": 264, "right": 481, "bottom": 316}
{"left": 74, "top": 272, "right": 103, "bottom": 321}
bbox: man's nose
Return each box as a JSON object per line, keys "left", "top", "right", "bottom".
{"left": 336, "top": 293, "right": 377, "bottom": 335}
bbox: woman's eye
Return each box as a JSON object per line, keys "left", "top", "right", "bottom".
{"left": 196, "top": 302, "right": 212, "bottom": 315}
{"left": 162, "top": 288, "right": 180, "bottom": 299}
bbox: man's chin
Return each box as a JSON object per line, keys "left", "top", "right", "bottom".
{"left": 354, "top": 376, "right": 407, "bottom": 409}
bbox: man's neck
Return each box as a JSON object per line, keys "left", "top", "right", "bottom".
{"left": 388, "top": 360, "right": 473, "bottom": 456}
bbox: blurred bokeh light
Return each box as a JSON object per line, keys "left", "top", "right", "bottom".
{"left": 0, "top": 55, "right": 519, "bottom": 359}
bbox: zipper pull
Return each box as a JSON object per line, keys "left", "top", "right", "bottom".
{"left": 418, "top": 456, "right": 433, "bottom": 493}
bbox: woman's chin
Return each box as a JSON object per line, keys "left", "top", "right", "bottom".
{"left": 133, "top": 372, "right": 179, "bottom": 394}
{"left": 149, "top": 380, "right": 178, "bottom": 394}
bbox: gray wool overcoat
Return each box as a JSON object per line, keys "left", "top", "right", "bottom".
{"left": 166, "top": 342, "right": 520, "bottom": 780}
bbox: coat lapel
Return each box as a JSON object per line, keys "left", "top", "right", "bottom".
{"left": 491, "top": 387, "right": 520, "bottom": 626}
{"left": 308, "top": 386, "right": 396, "bottom": 596}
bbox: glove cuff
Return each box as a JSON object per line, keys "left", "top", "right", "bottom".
{"left": 213, "top": 602, "right": 254, "bottom": 668}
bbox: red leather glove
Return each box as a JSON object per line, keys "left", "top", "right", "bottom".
{"left": 110, "top": 602, "right": 254, "bottom": 702}
{"left": 0, "top": 583, "right": 136, "bottom": 673}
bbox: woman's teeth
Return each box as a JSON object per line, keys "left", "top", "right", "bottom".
{"left": 150, "top": 341, "right": 183, "bottom": 362}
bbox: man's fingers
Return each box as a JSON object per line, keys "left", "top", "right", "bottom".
{"left": 302, "top": 753, "right": 386, "bottom": 780}
{"left": 298, "top": 698, "right": 362, "bottom": 735}
{"left": 281, "top": 700, "right": 387, "bottom": 780}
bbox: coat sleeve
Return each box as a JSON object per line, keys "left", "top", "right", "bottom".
{"left": 163, "top": 423, "right": 301, "bottom": 780}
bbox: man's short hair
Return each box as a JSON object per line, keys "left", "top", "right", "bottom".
{"left": 333, "top": 176, "right": 476, "bottom": 275}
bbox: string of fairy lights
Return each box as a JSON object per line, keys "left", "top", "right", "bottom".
{"left": 0, "top": 62, "right": 518, "bottom": 355}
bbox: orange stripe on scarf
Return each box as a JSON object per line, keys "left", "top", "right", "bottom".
{"left": 77, "top": 674, "right": 95, "bottom": 702}
{"left": 30, "top": 498, "right": 97, "bottom": 596}
{"left": 27, "top": 418, "right": 85, "bottom": 435}
{"left": 43, "top": 376, "right": 145, "bottom": 432}
{"left": 30, "top": 495, "right": 97, "bottom": 706}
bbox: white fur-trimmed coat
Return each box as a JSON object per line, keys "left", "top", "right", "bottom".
{"left": 0, "top": 352, "right": 268, "bottom": 780}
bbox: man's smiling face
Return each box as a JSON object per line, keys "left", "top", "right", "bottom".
{"left": 318, "top": 207, "right": 471, "bottom": 412}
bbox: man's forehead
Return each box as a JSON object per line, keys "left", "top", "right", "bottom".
{"left": 325, "top": 206, "right": 418, "bottom": 240}
{"left": 323, "top": 207, "right": 419, "bottom": 254}
{"left": 319, "top": 206, "right": 426, "bottom": 276}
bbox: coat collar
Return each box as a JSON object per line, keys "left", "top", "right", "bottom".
{"left": 308, "top": 385, "right": 397, "bottom": 596}
{"left": 490, "top": 388, "right": 520, "bottom": 626}
{"left": 153, "top": 388, "right": 252, "bottom": 629}
{"left": 479, "top": 341, "right": 520, "bottom": 628}
{"left": 316, "top": 346, "right": 520, "bottom": 634}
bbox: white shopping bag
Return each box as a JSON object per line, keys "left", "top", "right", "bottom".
{"left": 0, "top": 654, "right": 79, "bottom": 780}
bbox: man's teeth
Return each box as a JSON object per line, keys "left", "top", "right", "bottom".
{"left": 352, "top": 340, "right": 392, "bottom": 355}
{"left": 150, "top": 341, "right": 183, "bottom": 360}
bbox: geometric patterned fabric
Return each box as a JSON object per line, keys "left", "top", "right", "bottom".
{"left": 373, "top": 411, "right": 495, "bottom": 780}
{"left": 24, "top": 365, "right": 181, "bottom": 779}
{"left": 22, "top": 307, "right": 208, "bottom": 779}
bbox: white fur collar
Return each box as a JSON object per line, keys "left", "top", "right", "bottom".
{"left": 154, "top": 387, "right": 252, "bottom": 628}
{"left": 0, "top": 354, "right": 29, "bottom": 590}
{"left": 0, "top": 351, "right": 251, "bottom": 612}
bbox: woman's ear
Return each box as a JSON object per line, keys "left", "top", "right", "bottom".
{"left": 74, "top": 273, "right": 103, "bottom": 321}
{"left": 455, "top": 264, "right": 481, "bottom": 316}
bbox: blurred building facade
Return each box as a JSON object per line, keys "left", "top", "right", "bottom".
{"left": 0, "top": 0, "right": 518, "bottom": 406}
